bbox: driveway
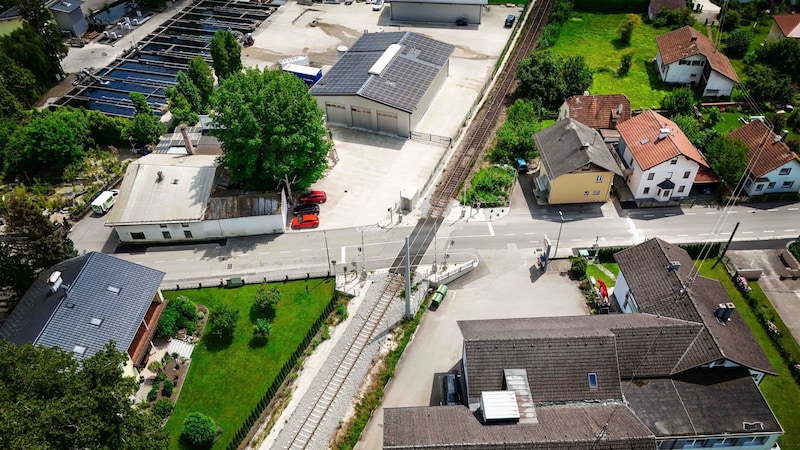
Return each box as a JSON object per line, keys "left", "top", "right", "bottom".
{"left": 354, "top": 247, "right": 588, "bottom": 449}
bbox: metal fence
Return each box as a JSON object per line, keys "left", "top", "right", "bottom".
{"left": 410, "top": 131, "right": 452, "bottom": 146}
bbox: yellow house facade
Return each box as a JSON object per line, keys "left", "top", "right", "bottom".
{"left": 534, "top": 118, "right": 622, "bottom": 205}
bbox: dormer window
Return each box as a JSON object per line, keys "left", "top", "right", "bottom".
{"left": 73, "top": 345, "right": 87, "bottom": 356}
{"left": 107, "top": 286, "right": 121, "bottom": 294}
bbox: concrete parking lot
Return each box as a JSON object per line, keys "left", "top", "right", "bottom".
{"left": 355, "top": 248, "right": 589, "bottom": 449}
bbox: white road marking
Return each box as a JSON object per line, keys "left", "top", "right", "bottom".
{"left": 685, "top": 212, "right": 696, "bottom": 215}
{"left": 487, "top": 222, "right": 495, "bottom": 237}
{"left": 764, "top": 230, "right": 775, "bottom": 233}
{"left": 720, "top": 232, "right": 731, "bottom": 235}
{"left": 644, "top": 214, "right": 654, "bottom": 218}
{"left": 301, "top": 249, "right": 312, "bottom": 252}
{"left": 258, "top": 252, "right": 270, "bottom": 255}
{"left": 742, "top": 231, "right": 753, "bottom": 234}
{"left": 768, "top": 208, "right": 779, "bottom": 212}
{"left": 175, "top": 258, "right": 187, "bottom": 261}
{"left": 786, "top": 229, "right": 797, "bottom": 232}
{"left": 571, "top": 239, "right": 582, "bottom": 242}
{"left": 706, "top": 212, "right": 717, "bottom": 215}
{"left": 789, "top": 208, "right": 799, "bottom": 211}
{"left": 154, "top": 260, "right": 166, "bottom": 263}
{"left": 524, "top": 232, "right": 536, "bottom": 235}
{"left": 726, "top": 210, "right": 737, "bottom": 213}
{"left": 279, "top": 250, "right": 290, "bottom": 254}
{"left": 677, "top": 234, "right": 688, "bottom": 237}
{"left": 341, "top": 246, "right": 346, "bottom": 264}
{"left": 698, "top": 233, "right": 709, "bottom": 236}
{"left": 504, "top": 233, "right": 515, "bottom": 236}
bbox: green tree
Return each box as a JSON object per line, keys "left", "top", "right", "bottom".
{"left": 617, "top": 14, "right": 642, "bottom": 46}
{"left": 252, "top": 318, "right": 272, "bottom": 340}
{"left": 209, "top": 305, "right": 239, "bottom": 339}
{"left": 0, "top": 189, "right": 77, "bottom": 304}
{"left": 152, "top": 398, "right": 174, "bottom": 420}
{"left": 0, "top": 84, "right": 24, "bottom": 120}
{"left": 724, "top": 29, "right": 752, "bottom": 58}
{"left": 0, "top": 24, "right": 57, "bottom": 90}
{"left": 173, "top": 71, "right": 202, "bottom": 114}
{"left": 15, "top": 0, "right": 67, "bottom": 79}
{"left": 703, "top": 134, "right": 749, "bottom": 187}
{"left": 743, "top": 63, "right": 796, "bottom": 103}
{"left": 753, "top": 38, "right": 800, "bottom": 84}
{"left": 182, "top": 412, "right": 218, "bottom": 447}
{"left": 130, "top": 92, "right": 151, "bottom": 115}
{"left": 210, "top": 30, "right": 242, "bottom": 80}
{"left": 254, "top": 283, "right": 280, "bottom": 316}
{"left": 127, "top": 92, "right": 166, "bottom": 145}
{"left": 517, "top": 52, "right": 593, "bottom": 109}
{"left": 719, "top": 8, "right": 740, "bottom": 33}
{"left": 672, "top": 114, "right": 716, "bottom": 150}
{"left": 570, "top": 256, "right": 588, "bottom": 278}
{"left": 188, "top": 56, "right": 215, "bottom": 111}
{"left": 166, "top": 89, "right": 199, "bottom": 127}
{"left": 652, "top": 8, "right": 693, "bottom": 29}
{"left": 491, "top": 98, "right": 541, "bottom": 163}
{"left": 211, "top": 68, "right": 331, "bottom": 192}
{"left": 661, "top": 87, "right": 696, "bottom": 118}
{"left": 561, "top": 55, "right": 594, "bottom": 99}
{"left": 0, "top": 341, "right": 169, "bottom": 450}
{"left": 4, "top": 110, "right": 84, "bottom": 177}
{"left": 0, "top": 53, "right": 40, "bottom": 109}
{"left": 618, "top": 49, "right": 634, "bottom": 76}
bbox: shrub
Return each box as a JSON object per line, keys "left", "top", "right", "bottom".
{"left": 155, "top": 372, "right": 167, "bottom": 383}
{"left": 252, "top": 318, "right": 272, "bottom": 340}
{"left": 335, "top": 301, "right": 348, "bottom": 321}
{"left": 724, "top": 29, "right": 752, "bottom": 58}
{"left": 147, "top": 385, "right": 158, "bottom": 402}
{"left": 618, "top": 50, "right": 634, "bottom": 76}
{"left": 147, "top": 360, "right": 163, "bottom": 374}
{"left": 162, "top": 380, "right": 174, "bottom": 397}
{"left": 463, "top": 166, "right": 516, "bottom": 207}
{"left": 209, "top": 305, "right": 240, "bottom": 339}
{"left": 617, "top": 14, "right": 641, "bottom": 46}
{"left": 152, "top": 398, "right": 174, "bottom": 419}
{"left": 570, "top": 256, "right": 589, "bottom": 279}
{"left": 652, "top": 8, "right": 693, "bottom": 29}
{"left": 157, "top": 296, "right": 198, "bottom": 338}
{"left": 254, "top": 284, "right": 280, "bottom": 317}
{"left": 661, "top": 87, "right": 696, "bottom": 118}
{"left": 182, "top": 412, "right": 218, "bottom": 447}
{"left": 719, "top": 9, "right": 740, "bottom": 33}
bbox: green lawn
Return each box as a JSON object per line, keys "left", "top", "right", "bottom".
{"left": 549, "top": 13, "right": 673, "bottom": 109}
{"left": 698, "top": 264, "right": 800, "bottom": 449}
{"left": 164, "top": 279, "right": 335, "bottom": 450}
{"left": 706, "top": 111, "right": 746, "bottom": 134}
{"left": 601, "top": 262, "right": 619, "bottom": 276}
{"left": 586, "top": 264, "right": 615, "bottom": 287}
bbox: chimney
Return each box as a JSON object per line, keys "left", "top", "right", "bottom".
{"left": 781, "top": 129, "right": 789, "bottom": 140}
{"left": 690, "top": 36, "right": 698, "bottom": 43}
{"left": 618, "top": 103, "right": 623, "bottom": 116}
{"left": 47, "top": 271, "right": 63, "bottom": 293}
{"left": 667, "top": 261, "right": 681, "bottom": 271}
{"left": 774, "top": 134, "right": 782, "bottom": 143}
{"left": 180, "top": 124, "right": 195, "bottom": 155}
{"left": 658, "top": 128, "right": 670, "bottom": 140}
{"left": 714, "top": 303, "right": 736, "bottom": 322}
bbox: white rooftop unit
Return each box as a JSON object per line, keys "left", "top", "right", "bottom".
{"left": 278, "top": 55, "right": 310, "bottom": 68}
{"left": 369, "top": 44, "right": 403, "bottom": 75}
{"left": 480, "top": 391, "right": 520, "bottom": 422}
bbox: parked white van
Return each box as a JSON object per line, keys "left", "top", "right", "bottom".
{"left": 91, "top": 190, "right": 119, "bottom": 215}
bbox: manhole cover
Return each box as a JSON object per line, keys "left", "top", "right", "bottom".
{"left": 101, "top": 52, "right": 107, "bottom": 56}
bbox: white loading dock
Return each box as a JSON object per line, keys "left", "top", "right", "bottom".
{"left": 310, "top": 31, "right": 454, "bottom": 138}
{"left": 389, "top": 0, "right": 487, "bottom": 25}
{"left": 105, "top": 154, "right": 287, "bottom": 244}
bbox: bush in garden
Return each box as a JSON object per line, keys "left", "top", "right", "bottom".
{"left": 182, "top": 412, "right": 218, "bottom": 447}
{"left": 162, "top": 380, "right": 174, "bottom": 397}
{"left": 147, "top": 385, "right": 158, "bottom": 402}
{"left": 570, "top": 256, "right": 588, "bottom": 279}
{"left": 152, "top": 398, "right": 174, "bottom": 419}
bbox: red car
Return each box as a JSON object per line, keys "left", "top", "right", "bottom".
{"left": 299, "top": 190, "right": 327, "bottom": 204}
{"left": 291, "top": 214, "right": 319, "bottom": 229}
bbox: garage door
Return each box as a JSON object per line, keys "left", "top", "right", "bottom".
{"left": 377, "top": 110, "right": 398, "bottom": 135}
{"left": 351, "top": 107, "right": 372, "bottom": 130}
{"left": 325, "top": 103, "right": 347, "bottom": 125}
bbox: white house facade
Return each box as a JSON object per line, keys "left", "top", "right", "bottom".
{"left": 388, "top": 0, "right": 487, "bottom": 24}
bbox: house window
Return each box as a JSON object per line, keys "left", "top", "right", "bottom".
{"left": 783, "top": 181, "right": 794, "bottom": 188}
{"left": 583, "top": 191, "right": 589, "bottom": 196}
{"left": 746, "top": 179, "right": 752, "bottom": 187}
{"left": 89, "top": 318, "right": 103, "bottom": 327}
{"left": 162, "top": 231, "right": 171, "bottom": 239}
{"left": 743, "top": 437, "right": 767, "bottom": 446}
{"left": 678, "top": 186, "right": 685, "bottom": 193}
{"left": 710, "top": 438, "right": 734, "bottom": 447}
{"left": 184, "top": 230, "right": 193, "bottom": 238}
{"left": 706, "top": 89, "right": 720, "bottom": 95}
{"left": 683, "top": 171, "right": 691, "bottom": 179}
{"left": 647, "top": 173, "right": 655, "bottom": 181}
{"left": 159, "top": 224, "right": 167, "bottom": 228}
{"left": 595, "top": 175, "right": 604, "bottom": 183}
{"left": 679, "top": 60, "right": 690, "bottom": 65}
{"left": 690, "top": 74, "right": 697, "bottom": 78}
{"left": 779, "top": 168, "right": 792, "bottom": 175}
{"left": 643, "top": 187, "right": 650, "bottom": 194}
{"left": 181, "top": 223, "right": 190, "bottom": 228}
{"left": 588, "top": 373, "right": 598, "bottom": 389}
{"left": 666, "top": 171, "right": 673, "bottom": 179}
{"left": 768, "top": 182, "right": 776, "bottom": 189}
{"left": 131, "top": 232, "right": 145, "bottom": 240}
{"left": 657, "top": 188, "right": 662, "bottom": 196}
{"left": 629, "top": 157, "right": 634, "bottom": 166}
{"left": 106, "top": 286, "right": 120, "bottom": 294}
{"left": 691, "top": 60, "right": 704, "bottom": 66}
{"left": 73, "top": 345, "right": 87, "bottom": 356}
{"left": 670, "top": 158, "right": 678, "bottom": 165}
{"left": 593, "top": 190, "right": 600, "bottom": 195}
{"left": 682, "top": 439, "right": 706, "bottom": 448}
{"left": 755, "top": 184, "right": 764, "bottom": 191}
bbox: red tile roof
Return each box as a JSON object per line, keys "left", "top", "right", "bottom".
{"left": 728, "top": 120, "right": 800, "bottom": 178}
{"left": 694, "top": 165, "right": 719, "bottom": 183}
{"left": 563, "top": 94, "right": 631, "bottom": 130}
{"left": 773, "top": 14, "right": 800, "bottom": 39}
{"left": 616, "top": 109, "right": 709, "bottom": 170}
{"left": 656, "top": 26, "right": 740, "bottom": 83}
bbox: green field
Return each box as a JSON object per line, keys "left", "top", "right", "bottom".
{"left": 548, "top": 13, "right": 673, "bottom": 109}
{"left": 698, "top": 264, "right": 800, "bottom": 449}
{"left": 164, "top": 279, "right": 335, "bottom": 450}
{"left": 586, "top": 264, "right": 615, "bottom": 287}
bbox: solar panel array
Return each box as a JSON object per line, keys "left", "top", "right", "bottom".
{"left": 311, "top": 31, "right": 455, "bottom": 113}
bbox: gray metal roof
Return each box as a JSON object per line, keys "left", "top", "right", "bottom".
{"left": 535, "top": 118, "right": 623, "bottom": 179}
{"left": 310, "top": 31, "right": 454, "bottom": 113}
{"left": 105, "top": 154, "right": 221, "bottom": 226}
{"left": 48, "top": 0, "right": 83, "bottom": 13}
{"left": 0, "top": 252, "right": 164, "bottom": 360}
{"left": 205, "top": 193, "right": 282, "bottom": 220}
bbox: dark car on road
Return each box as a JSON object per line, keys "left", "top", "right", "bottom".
{"left": 292, "top": 203, "right": 320, "bottom": 216}
{"left": 442, "top": 373, "right": 461, "bottom": 406}
{"left": 505, "top": 14, "right": 516, "bottom": 28}
{"left": 299, "top": 190, "right": 327, "bottom": 204}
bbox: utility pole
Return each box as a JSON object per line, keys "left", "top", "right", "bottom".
{"left": 404, "top": 236, "right": 412, "bottom": 319}
{"left": 712, "top": 222, "right": 740, "bottom": 269}
{"left": 433, "top": 221, "right": 438, "bottom": 273}
{"left": 552, "top": 211, "right": 564, "bottom": 260}
{"left": 324, "top": 231, "right": 332, "bottom": 274}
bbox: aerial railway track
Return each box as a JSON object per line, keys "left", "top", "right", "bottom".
{"left": 281, "top": 2, "right": 555, "bottom": 448}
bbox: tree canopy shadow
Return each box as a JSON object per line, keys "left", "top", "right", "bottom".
{"left": 202, "top": 333, "right": 233, "bottom": 352}
{"left": 248, "top": 303, "right": 276, "bottom": 323}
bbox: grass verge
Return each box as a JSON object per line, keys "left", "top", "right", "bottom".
{"left": 586, "top": 264, "right": 615, "bottom": 287}
{"left": 548, "top": 12, "right": 673, "bottom": 109}
{"left": 698, "top": 264, "right": 800, "bottom": 448}
{"left": 164, "top": 279, "right": 335, "bottom": 450}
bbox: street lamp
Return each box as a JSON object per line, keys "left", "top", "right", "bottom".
{"left": 552, "top": 211, "right": 564, "bottom": 260}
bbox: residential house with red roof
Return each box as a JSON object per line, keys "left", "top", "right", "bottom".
{"left": 729, "top": 120, "right": 800, "bottom": 196}
{"left": 767, "top": 13, "right": 800, "bottom": 43}
{"left": 616, "top": 109, "right": 710, "bottom": 201}
{"left": 557, "top": 93, "right": 631, "bottom": 143}
{"left": 655, "top": 26, "right": 740, "bottom": 97}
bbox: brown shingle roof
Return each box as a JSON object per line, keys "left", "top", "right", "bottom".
{"left": 656, "top": 26, "right": 740, "bottom": 83}
{"left": 613, "top": 238, "right": 775, "bottom": 375}
{"left": 773, "top": 14, "right": 800, "bottom": 39}
{"left": 728, "top": 120, "right": 800, "bottom": 178}
{"left": 563, "top": 94, "right": 632, "bottom": 130}
{"left": 616, "top": 110, "right": 709, "bottom": 170}
{"left": 384, "top": 404, "right": 656, "bottom": 450}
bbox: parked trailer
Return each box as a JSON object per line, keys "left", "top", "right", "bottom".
{"left": 282, "top": 63, "right": 322, "bottom": 86}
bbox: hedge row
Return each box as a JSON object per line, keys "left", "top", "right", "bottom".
{"left": 596, "top": 242, "right": 721, "bottom": 263}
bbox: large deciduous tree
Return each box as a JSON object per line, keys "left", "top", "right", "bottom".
{"left": 127, "top": 92, "right": 166, "bottom": 145}
{"left": 491, "top": 98, "right": 541, "bottom": 163}
{"left": 703, "top": 134, "right": 749, "bottom": 188}
{"left": 15, "top": 0, "right": 67, "bottom": 80}
{"left": 210, "top": 30, "right": 242, "bottom": 80}
{"left": 517, "top": 52, "right": 593, "bottom": 110}
{"left": 0, "top": 341, "right": 169, "bottom": 450}
{"left": 211, "top": 68, "right": 330, "bottom": 192}
{"left": 4, "top": 110, "right": 84, "bottom": 176}
{"left": 661, "top": 87, "right": 696, "bottom": 118}
{"left": 188, "top": 56, "right": 215, "bottom": 111}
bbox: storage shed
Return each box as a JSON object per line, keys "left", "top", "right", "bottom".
{"left": 388, "top": 0, "right": 487, "bottom": 25}
{"left": 310, "top": 31, "right": 454, "bottom": 138}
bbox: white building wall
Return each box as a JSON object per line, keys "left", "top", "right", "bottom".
{"left": 656, "top": 434, "right": 780, "bottom": 450}
{"left": 619, "top": 139, "right": 699, "bottom": 200}
{"left": 316, "top": 95, "right": 411, "bottom": 137}
{"left": 216, "top": 215, "right": 285, "bottom": 237}
{"left": 410, "top": 60, "right": 449, "bottom": 132}
{"left": 613, "top": 271, "right": 639, "bottom": 313}
{"left": 390, "top": 3, "right": 482, "bottom": 24}
{"left": 660, "top": 55, "right": 707, "bottom": 84}
{"left": 115, "top": 222, "right": 206, "bottom": 244}
{"left": 744, "top": 160, "right": 800, "bottom": 196}
{"left": 703, "top": 70, "right": 736, "bottom": 97}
